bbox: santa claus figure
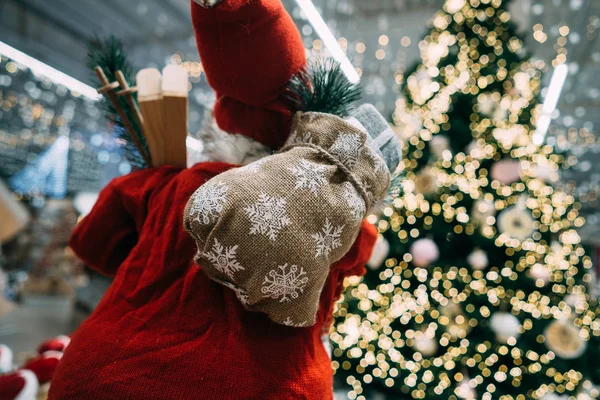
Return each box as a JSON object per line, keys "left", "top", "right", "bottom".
{"left": 14, "top": 1, "right": 380, "bottom": 399}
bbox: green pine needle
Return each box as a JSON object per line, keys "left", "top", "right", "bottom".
{"left": 285, "top": 58, "right": 361, "bottom": 118}
{"left": 87, "top": 36, "right": 149, "bottom": 168}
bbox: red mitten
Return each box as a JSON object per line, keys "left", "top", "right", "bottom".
{"left": 37, "top": 335, "right": 70, "bottom": 355}
{"left": 0, "top": 344, "right": 13, "bottom": 373}
{"left": 0, "top": 370, "right": 38, "bottom": 400}
{"left": 21, "top": 351, "right": 62, "bottom": 385}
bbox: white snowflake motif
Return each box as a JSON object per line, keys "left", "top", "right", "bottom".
{"left": 288, "top": 159, "right": 328, "bottom": 196}
{"left": 221, "top": 281, "right": 249, "bottom": 305}
{"left": 294, "top": 131, "right": 315, "bottom": 144}
{"left": 235, "top": 158, "right": 267, "bottom": 174}
{"left": 311, "top": 218, "right": 345, "bottom": 258}
{"left": 282, "top": 317, "right": 308, "bottom": 327}
{"left": 330, "top": 133, "right": 362, "bottom": 168}
{"left": 364, "top": 147, "right": 388, "bottom": 174}
{"left": 343, "top": 182, "right": 366, "bottom": 221}
{"left": 261, "top": 264, "right": 309, "bottom": 303}
{"left": 189, "top": 181, "right": 229, "bottom": 225}
{"left": 202, "top": 238, "right": 244, "bottom": 279}
{"left": 244, "top": 193, "right": 291, "bottom": 241}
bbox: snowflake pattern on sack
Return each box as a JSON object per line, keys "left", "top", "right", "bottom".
{"left": 235, "top": 158, "right": 268, "bottom": 174}
{"left": 261, "top": 264, "right": 309, "bottom": 302}
{"left": 288, "top": 159, "right": 328, "bottom": 196}
{"left": 221, "top": 281, "right": 249, "bottom": 305}
{"left": 343, "top": 182, "right": 366, "bottom": 221}
{"left": 203, "top": 238, "right": 244, "bottom": 278}
{"left": 363, "top": 147, "right": 388, "bottom": 174}
{"left": 282, "top": 317, "right": 308, "bottom": 327}
{"left": 311, "top": 218, "right": 344, "bottom": 258}
{"left": 293, "top": 131, "right": 315, "bottom": 145}
{"left": 244, "top": 193, "right": 291, "bottom": 241}
{"left": 189, "top": 181, "right": 229, "bottom": 225}
{"left": 330, "top": 132, "right": 362, "bottom": 168}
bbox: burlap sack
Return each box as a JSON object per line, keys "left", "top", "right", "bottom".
{"left": 183, "top": 112, "right": 391, "bottom": 326}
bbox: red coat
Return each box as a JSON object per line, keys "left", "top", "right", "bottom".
{"left": 49, "top": 162, "right": 377, "bottom": 399}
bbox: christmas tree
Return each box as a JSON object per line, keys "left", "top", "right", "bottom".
{"left": 331, "top": 0, "right": 600, "bottom": 399}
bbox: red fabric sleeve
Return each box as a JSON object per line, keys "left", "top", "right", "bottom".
{"left": 317, "top": 220, "right": 378, "bottom": 325}
{"left": 68, "top": 168, "right": 178, "bottom": 277}
{"left": 191, "top": 0, "right": 306, "bottom": 149}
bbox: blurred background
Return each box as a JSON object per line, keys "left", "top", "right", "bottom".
{"left": 0, "top": 0, "right": 599, "bottom": 396}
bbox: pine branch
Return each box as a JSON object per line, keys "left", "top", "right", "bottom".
{"left": 285, "top": 58, "right": 361, "bottom": 118}
{"left": 87, "top": 36, "right": 149, "bottom": 168}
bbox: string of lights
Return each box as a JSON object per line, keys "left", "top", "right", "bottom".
{"left": 331, "top": 0, "right": 600, "bottom": 399}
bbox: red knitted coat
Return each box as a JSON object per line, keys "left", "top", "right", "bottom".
{"left": 49, "top": 1, "right": 378, "bottom": 398}
{"left": 48, "top": 164, "right": 376, "bottom": 399}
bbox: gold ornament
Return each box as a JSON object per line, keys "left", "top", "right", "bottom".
{"left": 415, "top": 167, "right": 438, "bottom": 195}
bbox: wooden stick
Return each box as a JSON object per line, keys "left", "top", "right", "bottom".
{"left": 115, "top": 70, "right": 146, "bottom": 139}
{"left": 161, "top": 64, "right": 188, "bottom": 168}
{"left": 94, "top": 66, "right": 152, "bottom": 166}
{"left": 137, "top": 68, "right": 165, "bottom": 167}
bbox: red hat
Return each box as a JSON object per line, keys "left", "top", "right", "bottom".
{"left": 21, "top": 351, "right": 62, "bottom": 385}
{"left": 191, "top": 0, "right": 306, "bottom": 149}
{"left": 37, "top": 335, "right": 70, "bottom": 355}
{"left": 0, "top": 370, "right": 38, "bottom": 400}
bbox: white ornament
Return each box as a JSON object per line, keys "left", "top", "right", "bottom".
{"left": 429, "top": 135, "right": 450, "bottom": 158}
{"left": 288, "top": 159, "right": 328, "bottom": 196}
{"left": 330, "top": 133, "right": 362, "bottom": 168}
{"left": 189, "top": 181, "right": 229, "bottom": 225}
{"left": 244, "top": 193, "right": 291, "bottom": 241}
{"left": 530, "top": 263, "right": 551, "bottom": 285}
{"left": 497, "top": 206, "right": 535, "bottom": 241}
{"left": 343, "top": 182, "right": 366, "bottom": 221}
{"left": 261, "top": 264, "right": 309, "bottom": 302}
{"left": 413, "top": 334, "right": 438, "bottom": 357}
{"left": 311, "top": 218, "right": 344, "bottom": 258}
{"left": 202, "top": 238, "right": 244, "bottom": 279}
{"left": 490, "top": 312, "right": 521, "bottom": 342}
{"left": 491, "top": 159, "right": 521, "bottom": 185}
{"left": 545, "top": 320, "right": 587, "bottom": 359}
{"left": 564, "top": 293, "right": 587, "bottom": 309}
{"left": 467, "top": 249, "right": 488, "bottom": 270}
{"left": 410, "top": 238, "right": 439, "bottom": 267}
{"left": 532, "top": 164, "right": 555, "bottom": 182}
{"left": 472, "top": 198, "right": 496, "bottom": 225}
{"left": 367, "top": 236, "right": 390, "bottom": 269}
{"left": 541, "top": 394, "right": 568, "bottom": 400}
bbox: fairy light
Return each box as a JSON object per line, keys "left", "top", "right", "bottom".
{"left": 294, "top": 0, "right": 359, "bottom": 83}
{"left": 0, "top": 41, "right": 100, "bottom": 100}
{"left": 333, "top": 0, "right": 597, "bottom": 399}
